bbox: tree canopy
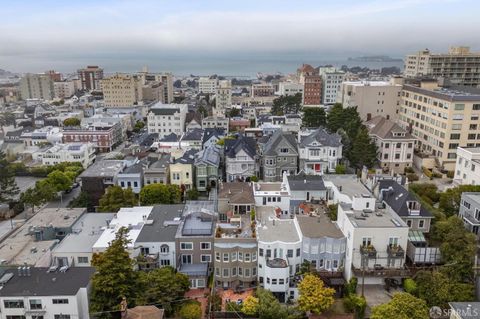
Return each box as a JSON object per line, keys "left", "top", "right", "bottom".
{"left": 348, "top": 126, "right": 378, "bottom": 169}
{"left": 242, "top": 295, "right": 259, "bottom": 316}
{"left": 0, "top": 151, "right": 19, "bottom": 203}
{"left": 63, "top": 117, "right": 81, "bottom": 126}
{"left": 139, "top": 184, "right": 181, "bottom": 205}
{"left": 297, "top": 274, "right": 335, "bottom": 315}
{"left": 255, "top": 288, "right": 289, "bottom": 319}
{"left": 302, "top": 107, "right": 326, "bottom": 128}
{"left": 272, "top": 93, "right": 303, "bottom": 115}
{"left": 98, "top": 185, "right": 137, "bottom": 212}
{"left": 439, "top": 185, "right": 480, "bottom": 216}
{"left": 179, "top": 302, "right": 202, "bottom": 319}
{"left": 371, "top": 293, "right": 429, "bottom": 319}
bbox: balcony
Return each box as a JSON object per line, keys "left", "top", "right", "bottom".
{"left": 24, "top": 306, "right": 47, "bottom": 315}
{"left": 352, "top": 265, "right": 410, "bottom": 278}
{"left": 387, "top": 244, "right": 405, "bottom": 258}
{"left": 360, "top": 245, "right": 377, "bottom": 258}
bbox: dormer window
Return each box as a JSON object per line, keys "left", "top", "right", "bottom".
{"left": 280, "top": 148, "right": 289, "bottom": 154}
{"left": 407, "top": 201, "right": 421, "bottom": 215}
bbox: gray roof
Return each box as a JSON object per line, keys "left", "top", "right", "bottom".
{"left": 296, "top": 215, "right": 344, "bottom": 239}
{"left": 182, "top": 128, "right": 204, "bottom": 141}
{"left": 366, "top": 116, "right": 414, "bottom": 140}
{"left": 195, "top": 145, "right": 221, "bottom": 167}
{"left": 257, "top": 218, "right": 300, "bottom": 243}
{"left": 148, "top": 154, "right": 171, "bottom": 170}
{"left": 0, "top": 267, "right": 94, "bottom": 297}
{"left": 288, "top": 174, "right": 326, "bottom": 191}
{"left": 159, "top": 133, "right": 179, "bottom": 142}
{"left": 202, "top": 128, "right": 226, "bottom": 144}
{"left": 79, "top": 160, "right": 125, "bottom": 178}
{"left": 263, "top": 129, "right": 298, "bottom": 156}
{"left": 136, "top": 205, "right": 185, "bottom": 243}
{"left": 150, "top": 107, "right": 180, "bottom": 116}
{"left": 224, "top": 134, "right": 257, "bottom": 159}
{"left": 174, "top": 149, "right": 198, "bottom": 165}
{"left": 299, "top": 128, "right": 342, "bottom": 147}
{"left": 121, "top": 162, "right": 144, "bottom": 174}
{"left": 181, "top": 212, "right": 214, "bottom": 236}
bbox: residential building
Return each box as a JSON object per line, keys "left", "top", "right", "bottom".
{"left": 147, "top": 103, "right": 188, "bottom": 139}
{"left": 135, "top": 205, "right": 185, "bottom": 270}
{"left": 52, "top": 212, "right": 116, "bottom": 267}
{"left": 101, "top": 73, "right": 144, "bottom": 107}
{"left": 336, "top": 192, "right": 410, "bottom": 283}
{"left": 202, "top": 128, "right": 226, "bottom": 149}
{"left": 217, "top": 182, "right": 255, "bottom": 221}
{"left": 45, "top": 70, "right": 62, "bottom": 82}
{"left": 19, "top": 73, "right": 55, "bottom": 100}
{"left": 170, "top": 149, "right": 196, "bottom": 190}
{"left": 298, "top": 128, "right": 343, "bottom": 174}
{"left": 62, "top": 121, "right": 123, "bottom": 152}
{"left": 256, "top": 207, "right": 303, "bottom": 302}
{"left": 252, "top": 181, "right": 291, "bottom": 216}
{"left": 454, "top": 147, "right": 480, "bottom": 185}
{"left": 260, "top": 130, "right": 298, "bottom": 182}
{"left": 185, "top": 112, "right": 202, "bottom": 130}
{"left": 180, "top": 128, "right": 204, "bottom": 150}
{"left": 405, "top": 46, "right": 480, "bottom": 87}
{"left": 251, "top": 83, "right": 275, "bottom": 98}
{"left": 229, "top": 118, "right": 250, "bottom": 132}
{"left": 398, "top": 81, "right": 480, "bottom": 170}
{"left": 54, "top": 80, "right": 76, "bottom": 99}
{"left": 202, "top": 116, "right": 229, "bottom": 132}
{"left": 459, "top": 193, "right": 480, "bottom": 239}
{"left": 224, "top": 134, "right": 258, "bottom": 182}
{"left": 40, "top": 143, "right": 96, "bottom": 169}
{"left": 296, "top": 214, "right": 346, "bottom": 273}
{"left": 77, "top": 65, "right": 104, "bottom": 91}
{"left": 277, "top": 81, "right": 304, "bottom": 97}
{"left": 79, "top": 160, "right": 125, "bottom": 205}
{"left": 144, "top": 153, "right": 171, "bottom": 185}
{"left": 214, "top": 80, "right": 232, "bottom": 116}
{"left": 198, "top": 77, "right": 218, "bottom": 94}
{"left": 194, "top": 145, "right": 221, "bottom": 192}
{"left": 20, "top": 126, "right": 63, "bottom": 147}
{"left": 176, "top": 201, "right": 216, "bottom": 288}
{"left": 117, "top": 161, "right": 144, "bottom": 194}
{"left": 337, "top": 78, "right": 403, "bottom": 121}
{"left": 365, "top": 116, "right": 416, "bottom": 173}
{"left": 319, "top": 67, "right": 345, "bottom": 105}
{"left": 0, "top": 267, "right": 94, "bottom": 319}
{"left": 285, "top": 173, "right": 327, "bottom": 213}
{"left": 298, "top": 64, "right": 322, "bottom": 106}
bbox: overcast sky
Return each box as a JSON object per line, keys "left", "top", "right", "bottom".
{"left": 1, "top": 0, "right": 479, "bottom": 74}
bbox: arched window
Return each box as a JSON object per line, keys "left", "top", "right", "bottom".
{"left": 160, "top": 245, "right": 169, "bottom": 253}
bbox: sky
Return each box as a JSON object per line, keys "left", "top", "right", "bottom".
{"left": 1, "top": 0, "right": 479, "bottom": 75}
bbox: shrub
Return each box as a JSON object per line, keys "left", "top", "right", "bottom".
{"left": 179, "top": 302, "right": 202, "bottom": 319}
{"left": 343, "top": 294, "right": 366, "bottom": 319}
{"left": 335, "top": 164, "right": 346, "bottom": 174}
{"left": 344, "top": 277, "right": 358, "bottom": 296}
{"left": 406, "top": 173, "right": 419, "bottom": 182}
{"left": 403, "top": 278, "right": 417, "bottom": 295}
{"left": 404, "top": 166, "right": 415, "bottom": 174}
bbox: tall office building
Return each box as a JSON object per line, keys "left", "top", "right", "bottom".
{"left": 318, "top": 67, "right": 345, "bottom": 105}
{"left": 404, "top": 46, "right": 480, "bottom": 87}
{"left": 19, "top": 73, "right": 55, "bottom": 100}
{"left": 140, "top": 70, "right": 174, "bottom": 103}
{"left": 77, "top": 65, "right": 104, "bottom": 91}
{"left": 101, "top": 73, "right": 144, "bottom": 107}
{"left": 215, "top": 80, "right": 232, "bottom": 117}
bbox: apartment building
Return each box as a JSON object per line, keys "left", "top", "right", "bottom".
{"left": 147, "top": 103, "right": 188, "bottom": 139}
{"left": 40, "top": 143, "right": 96, "bottom": 168}
{"left": 366, "top": 116, "right": 416, "bottom": 173}
{"left": 318, "top": 67, "right": 345, "bottom": 105}
{"left": 0, "top": 267, "right": 94, "bottom": 319}
{"left": 62, "top": 121, "right": 123, "bottom": 152}
{"left": 251, "top": 83, "right": 275, "bottom": 98}
{"left": 202, "top": 116, "right": 229, "bottom": 132}
{"left": 298, "top": 64, "right": 322, "bottom": 106}
{"left": 139, "top": 71, "right": 174, "bottom": 103}
{"left": 459, "top": 193, "right": 480, "bottom": 239}
{"left": 101, "top": 73, "right": 144, "bottom": 107}
{"left": 79, "top": 160, "right": 125, "bottom": 205}
{"left": 277, "top": 81, "right": 304, "bottom": 97}
{"left": 77, "top": 65, "right": 104, "bottom": 91}
{"left": 298, "top": 128, "right": 343, "bottom": 174}
{"left": 398, "top": 81, "right": 480, "bottom": 170}
{"left": 404, "top": 46, "right": 480, "bottom": 87}
{"left": 19, "top": 73, "right": 55, "bottom": 100}
{"left": 454, "top": 147, "right": 480, "bottom": 185}
{"left": 54, "top": 80, "right": 76, "bottom": 99}
{"left": 337, "top": 77, "right": 403, "bottom": 121}
{"left": 214, "top": 80, "right": 232, "bottom": 116}
{"left": 198, "top": 77, "right": 218, "bottom": 94}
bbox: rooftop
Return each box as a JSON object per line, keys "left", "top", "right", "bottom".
{"left": 136, "top": 205, "right": 184, "bottom": 243}
{"left": 0, "top": 267, "right": 95, "bottom": 297}
{"left": 0, "top": 208, "right": 86, "bottom": 266}
{"left": 53, "top": 212, "right": 115, "bottom": 254}
{"left": 340, "top": 203, "right": 408, "bottom": 228}
{"left": 343, "top": 80, "right": 398, "bottom": 87}
{"left": 287, "top": 174, "right": 326, "bottom": 191}
{"left": 296, "top": 214, "right": 345, "bottom": 239}
{"left": 256, "top": 208, "right": 300, "bottom": 243}
{"left": 218, "top": 182, "right": 255, "bottom": 204}
{"left": 254, "top": 182, "right": 289, "bottom": 195}
{"left": 366, "top": 116, "right": 414, "bottom": 140}
{"left": 404, "top": 84, "right": 480, "bottom": 101}
{"left": 323, "top": 174, "right": 370, "bottom": 199}
{"left": 79, "top": 160, "right": 125, "bottom": 178}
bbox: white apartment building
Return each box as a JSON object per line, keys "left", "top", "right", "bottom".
{"left": 202, "top": 116, "right": 229, "bottom": 132}
{"left": 147, "top": 103, "right": 188, "bottom": 139}
{"left": 19, "top": 73, "right": 55, "bottom": 100}
{"left": 318, "top": 67, "right": 345, "bottom": 105}
{"left": 101, "top": 73, "right": 143, "bottom": 107}
{"left": 404, "top": 46, "right": 480, "bottom": 87}
{"left": 365, "top": 116, "right": 416, "bottom": 173}
{"left": 252, "top": 182, "right": 291, "bottom": 215}
{"left": 215, "top": 80, "right": 232, "bottom": 117}
{"left": 454, "top": 147, "right": 480, "bottom": 185}
{"left": 40, "top": 143, "right": 96, "bottom": 169}
{"left": 398, "top": 81, "right": 480, "bottom": 170}
{"left": 277, "top": 81, "right": 304, "bottom": 97}
{"left": 0, "top": 267, "right": 93, "bottom": 319}
{"left": 54, "top": 81, "right": 76, "bottom": 99}
{"left": 198, "top": 77, "right": 218, "bottom": 94}
{"left": 336, "top": 77, "right": 403, "bottom": 121}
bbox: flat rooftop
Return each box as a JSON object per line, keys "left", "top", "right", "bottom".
{"left": 0, "top": 208, "right": 86, "bottom": 266}
{"left": 79, "top": 160, "right": 125, "bottom": 178}
{"left": 136, "top": 205, "right": 184, "bottom": 243}
{"left": 254, "top": 182, "right": 290, "bottom": 196}
{"left": 53, "top": 213, "right": 115, "bottom": 254}
{"left": 296, "top": 214, "right": 344, "bottom": 239}
{"left": 340, "top": 203, "right": 408, "bottom": 228}
{"left": 256, "top": 208, "right": 300, "bottom": 243}
{"left": 323, "top": 174, "right": 370, "bottom": 199}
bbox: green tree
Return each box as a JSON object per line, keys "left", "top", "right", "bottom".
{"left": 90, "top": 227, "right": 139, "bottom": 318}
{"left": 186, "top": 187, "right": 199, "bottom": 200}
{"left": 371, "top": 293, "right": 429, "bottom": 319}
{"left": 272, "top": 93, "right": 302, "bottom": 115}
{"left": 249, "top": 175, "right": 259, "bottom": 182}
{"left": 335, "top": 164, "right": 346, "bottom": 174}
{"left": 302, "top": 107, "right": 326, "bottom": 128}
{"left": 326, "top": 103, "right": 345, "bottom": 133}
{"left": 179, "top": 302, "right": 202, "bottom": 319}
{"left": 68, "top": 191, "right": 92, "bottom": 208}
{"left": 227, "top": 108, "right": 240, "bottom": 117}
{"left": 403, "top": 278, "right": 417, "bottom": 295}
{"left": 63, "top": 117, "right": 81, "bottom": 126}
{"left": 98, "top": 186, "right": 137, "bottom": 212}
{"left": 139, "top": 184, "right": 181, "bottom": 205}
{"left": 20, "top": 183, "right": 56, "bottom": 215}
{"left": 0, "top": 151, "right": 19, "bottom": 203}
{"left": 439, "top": 185, "right": 480, "bottom": 216}
{"left": 348, "top": 126, "right": 378, "bottom": 169}
{"left": 297, "top": 274, "right": 335, "bottom": 315}
{"left": 133, "top": 121, "right": 145, "bottom": 133}
{"left": 197, "top": 105, "right": 208, "bottom": 117}
{"left": 242, "top": 295, "right": 259, "bottom": 316}
{"left": 256, "top": 288, "right": 289, "bottom": 319}
{"left": 343, "top": 294, "right": 366, "bottom": 319}
{"left": 327, "top": 204, "right": 338, "bottom": 221}
{"left": 45, "top": 170, "right": 73, "bottom": 192}
{"left": 136, "top": 267, "right": 190, "bottom": 315}
{"left": 0, "top": 111, "right": 16, "bottom": 127}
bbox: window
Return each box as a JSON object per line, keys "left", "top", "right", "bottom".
{"left": 223, "top": 253, "right": 229, "bottom": 262}
{"left": 77, "top": 256, "right": 88, "bottom": 264}
{"left": 388, "top": 237, "right": 399, "bottom": 246}
{"left": 181, "top": 255, "right": 192, "bottom": 264}
{"left": 259, "top": 248, "right": 264, "bottom": 257}
{"left": 238, "top": 267, "right": 243, "bottom": 276}
{"left": 245, "top": 253, "right": 251, "bottom": 262}
{"left": 454, "top": 103, "right": 465, "bottom": 110}
{"left": 419, "top": 220, "right": 425, "bottom": 228}
{"left": 4, "top": 300, "right": 24, "bottom": 308}
{"left": 266, "top": 249, "right": 271, "bottom": 258}
{"left": 231, "top": 252, "right": 237, "bottom": 261}
{"left": 361, "top": 237, "right": 371, "bottom": 247}
{"left": 296, "top": 248, "right": 301, "bottom": 257}
{"left": 52, "top": 299, "right": 69, "bottom": 304}
{"left": 30, "top": 300, "right": 42, "bottom": 310}
{"left": 180, "top": 242, "right": 193, "bottom": 250}
{"left": 160, "top": 245, "right": 169, "bottom": 253}
{"left": 279, "top": 148, "right": 289, "bottom": 154}
{"left": 238, "top": 252, "right": 243, "bottom": 261}
{"left": 450, "top": 133, "right": 461, "bottom": 140}
{"left": 6, "top": 316, "right": 26, "bottom": 319}
{"left": 245, "top": 268, "right": 250, "bottom": 277}
{"left": 201, "top": 254, "right": 211, "bottom": 263}
{"left": 200, "top": 242, "right": 211, "bottom": 250}
{"left": 473, "top": 104, "right": 480, "bottom": 110}
{"left": 287, "top": 249, "right": 293, "bottom": 258}
{"left": 160, "top": 259, "right": 170, "bottom": 266}
{"left": 272, "top": 279, "right": 277, "bottom": 285}
{"left": 333, "top": 260, "right": 339, "bottom": 268}
{"left": 384, "top": 143, "right": 390, "bottom": 148}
